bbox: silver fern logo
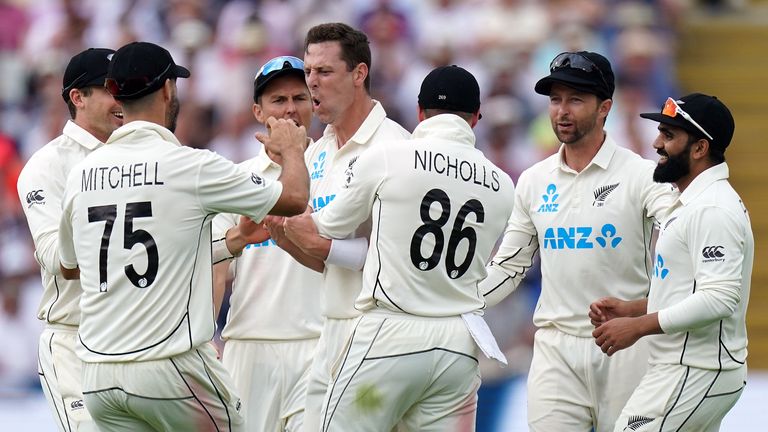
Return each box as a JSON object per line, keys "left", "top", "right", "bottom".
{"left": 625, "top": 415, "right": 654, "bottom": 430}
{"left": 592, "top": 183, "right": 619, "bottom": 207}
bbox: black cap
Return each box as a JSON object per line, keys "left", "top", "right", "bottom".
{"left": 535, "top": 51, "right": 615, "bottom": 100}
{"left": 253, "top": 56, "right": 306, "bottom": 102}
{"left": 418, "top": 65, "right": 481, "bottom": 115}
{"left": 62, "top": 48, "right": 116, "bottom": 102}
{"left": 106, "top": 42, "right": 190, "bottom": 101}
{"left": 640, "top": 93, "right": 735, "bottom": 151}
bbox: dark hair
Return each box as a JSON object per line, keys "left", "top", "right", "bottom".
{"left": 304, "top": 22, "right": 371, "bottom": 92}
{"left": 687, "top": 131, "right": 725, "bottom": 164}
{"left": 66, "top": 86, "right": 94, "bottom": 119}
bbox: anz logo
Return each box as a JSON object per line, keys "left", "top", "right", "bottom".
{"left": 654, "top": 254, "right": 670, "bottom": 280}
{"left": 310, "top": 151, "right": 327, "bottom": 180}
{"left": 543, "top": 223, "right": 623, "bottom": 250}
{"left": 312, "top": 194, "right": 335, "bottom": 211}
{"left": 537, "top": 184, "right": 559, "bottom": 213}
{"left": 245, "top": 239, "right": 276, "bottom": 249}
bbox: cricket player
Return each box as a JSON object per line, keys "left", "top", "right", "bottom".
{"left": 212, "top": 55, "right": 323, "bottom": 431}
{"left": 278, "top": 23, "right": 411, "bottom": 431}
{"left": 478, "top": 51, "right": 678, "bottom": 432}
{"left": 17, "top": 47, "right": 121, "bottom": 432}
{"left": 591, "top": 93, "right": 751, "bottom": 431}
{"left": 57, "top": 41, "right": 309, "bottom": 431}
{"left": 307, "top": 65, "right": 515, "bottom": 431}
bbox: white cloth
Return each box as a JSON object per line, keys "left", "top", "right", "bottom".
{"left": 59, "top": 120, "right": 283, "bottom": 362}
{"left": 17, "top": 120, "right": 102, "bottom": 325}
{"left": 305, "top": 101, "right": 410, "bottom": 319}
{"left": 613, "top": 363, "right": 745, "bottom": 431}
{"left": 212, "top": 150, "right": 323, "bottom": 341}
{"left": 480, "top": 136, "right": 678, "bottom": 336}
{"left": 314, "top": 114, "right": 515, "bottom": 317}
{"left": 648, "top": 163, "right": 753, "bottom": 370}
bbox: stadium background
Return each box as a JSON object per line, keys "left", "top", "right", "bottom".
{"left": 0, "top": 0, "right": 765, "bottom": 430}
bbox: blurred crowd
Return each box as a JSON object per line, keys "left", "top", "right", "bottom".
{"left": 0, "top": 0, "right": 693, "bottom": 407}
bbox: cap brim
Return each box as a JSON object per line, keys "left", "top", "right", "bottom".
{"left": 639, "top": 112, "right": 700, "bottom": 135}
{"left": 174, "top": 65, "right": 191, "bottom": 78}
{"left": 254, "top": 68, "right": 306, "bottom": 99}
{"left": 535, "top": 69, "right": 606, "bottom": 97}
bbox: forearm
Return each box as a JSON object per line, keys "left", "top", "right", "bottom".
{"left": 274, "top": 147, "right": 309, "bottom": 216}
{"left": 481, "top": 264, "right": 523, "bottom": 307}
{"left": 627, "top": 299, "right": 648, "bottom": 317}
{"left": 275, "top": 235, "right": 325, "bottom": 273}
{"left": 657, "top": 286, "right": 739, "bottom": 334}
{"left": 634, "top": 312, "right": 662, "bottom": 338}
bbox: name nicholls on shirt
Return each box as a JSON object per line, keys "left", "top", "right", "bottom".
{"left": 81, "top": 162, "right": 164, "bottom": 192}
{"left": 414, "top": 149, "right": 500, "bottom": 191}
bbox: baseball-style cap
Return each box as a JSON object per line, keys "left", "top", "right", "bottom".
{"left": 418, "top": 65, "right": 481, "bottom": 115}
{"left": 535, "top": 51, "right": 615, "bottom": 100}
{"left": 253, "top": 56, "right": 306, "bottom": 102}
{"left": 61, "top": 48, "right": 116, "bottom": 102}
{"left": 640, "top": 93, "right": 735, "bottom": 151}
{"left": 105, "top": 42, "right": 190, "bottom": 101}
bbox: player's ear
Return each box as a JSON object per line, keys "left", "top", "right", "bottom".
{"left": 253, "top": 103, "right": 265, "bottom": 123}
{"left": 417, "top": 106, "right": 426, "bottom": 122}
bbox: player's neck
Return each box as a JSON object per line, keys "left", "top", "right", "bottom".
{"left": 562, "top": 129, "right": 605, "bottom": 173}
{"left": 332, "top": 96, "right": 374, "bottom": 148}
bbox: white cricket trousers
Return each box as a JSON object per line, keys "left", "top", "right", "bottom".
{"left": 222, "top": 337, "right": 318, "bottom": 432}
{"left": 320, "top": 312, "right": 480, "bottom": 432}
{"left": 527, "top": 327, "right": 649, "bottom": 432}
{"left": 614, "top": 363, "right": 746, "bottom": 431}
{"left": 82, "top": 343, "right": 244, "bottom": 431}
{"left": 38, "top": 325, "right": 97, "bottom": 432}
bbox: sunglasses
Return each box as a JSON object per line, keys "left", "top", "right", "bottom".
{"left": 549, "top": 52, "right": 609, "bottom": 91}
{"left": 661, "top": 97, "right": 713, "bottom": 140}
{"left": 256, "top": 56, "right": 304, "bottom": 79}
{"left": 105, "top": 63, "right": 173, "bottom": 99}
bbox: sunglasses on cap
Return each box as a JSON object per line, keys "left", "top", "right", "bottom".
{"left": 256, "top": 56, "right": 304, "bottom": 79}
{"left": 105, "top": 63, "right": 173, "bottom": 99}
{"left": 661, "top": 97, "right": 714, "bottom": 140}
{"left": 550, "top": 52, "right": 609, "bottom": 91}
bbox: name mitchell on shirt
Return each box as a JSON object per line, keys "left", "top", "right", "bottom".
{"left": 81, "top": 162, "right": 164, "bottom": 192}
{"left": 413, "top": 149, "right": 500, "bottom": 192}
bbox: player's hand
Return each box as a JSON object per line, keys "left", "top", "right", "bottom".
{"left": 236, "top": 215, "right": 271, "bottom": 245}
{"left": 264, "top": 215, "right": 287, "bottom": 245}
{"left": 589, "top": 297, "right": 632, "bottom": 327}
{"left": 283, "top": 207, "right": 330, "bottom": 259}
{"left": 256, "top": 117, "right": 306, "bottom": 158}
{"left": 592, "top": 317, "right": 640, "bottom": 356}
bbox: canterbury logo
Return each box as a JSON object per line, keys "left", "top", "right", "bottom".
{"left": 592, "top": 183, "right": 619, "bottom": 207}
{"left": 70, "top": 399, "right": 84, "bottom": 410}
{"left": 26, "top": 190, "right": 45, "bottom": 207}
{"left": 251, "top": 173, "right": 264, "bottom": 186}
{"left": 702, "top": 245, "right": 725, "bottom": 259}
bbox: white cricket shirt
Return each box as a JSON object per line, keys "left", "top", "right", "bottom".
{"left": 481, "top": 136, "right": 678, "bottom": 337}
{"left": 213, "top": 148, "right": 323, "bottom": 341}
{"left": 305, "top": 101, "right": 410, "bottom": 319}
{"left": 314, "top": 114, "right": 515, "bottom": 316}
{"left": 59, "top": 121, "right": 283, "bottom": 362}
{"left": 648, "top": 163, "right": 752, "bottom": 370}
{"left": 17, "top": 121, "right": 103, "bottom": 326}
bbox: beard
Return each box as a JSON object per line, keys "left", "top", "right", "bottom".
{"left": 554, "top": 114, "right": 598, "bottom": 145}
{"left": 166, "top": 95, "right": 180, "bottom": 132}
{"left": 653, "top": 146, "right": 691, "bottom": 183}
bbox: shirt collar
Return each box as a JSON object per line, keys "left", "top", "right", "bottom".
{"left": 254, "top": 146, "right": 280, "bottom": 172}
{"left": 679, "top": 162, "right": 729, "bottom": 206}
{"left": 63, "top": 120, "right": 104, "bottom": 151}
{"left": 412, "top": 113, "right": 475, "bottom": 147}
{"left": 547, "top": 133, "right": 617, "bottom": 173}
{"left": 106, "top": 120, "right": 182, "bottom": 147}
{"left": 321, "top": 100, "right": 387, "bottom": 147}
